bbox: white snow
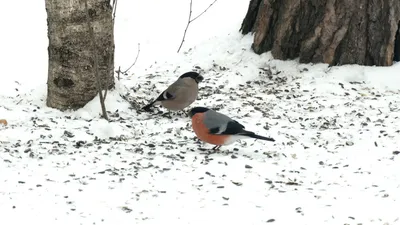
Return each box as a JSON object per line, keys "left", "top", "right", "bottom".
{"left": 1, "top": 0, "right": 400, "bottom": 225}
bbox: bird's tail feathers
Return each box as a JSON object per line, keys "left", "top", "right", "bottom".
{"left": 242, "top": 131, "right": 275, "bottom": 142}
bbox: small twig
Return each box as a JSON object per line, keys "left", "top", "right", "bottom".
{"left": 103, "top": 50, "right": 113, "bottom": 100}
{"left": 84, "top": 0, "right": 108, "bottom": 120}
{"left": 104, "top": 0, "right": 118, "bottom": 100}
{"left": 116, "top": 66, "right": 122, "bottom": 81}
{"left": 112, "top": 0, "right": 118, "bottom": 24}
{"left": 177, "top": 0, "right": 218, "bottom": 53}
{"left": 190, "top": 0, "right": 217, "bottom": 22}
{"left": 102, "top": 41, "right": 113, "bottom": 101}
{"left": 122, "top": 43, "right": 141, "bottom": 74}
{"left": 116, "top": 43, "right": 140, "bottom": 80}
{"left": 177, "top": 0, "right": 193, "bottom": 53}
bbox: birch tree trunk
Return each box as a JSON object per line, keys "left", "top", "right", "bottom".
{"left": 241, "top": 0, "right": 400, "bottom": 66}
{"left": 45, "top": 0, "right": 114, "bottom": 110}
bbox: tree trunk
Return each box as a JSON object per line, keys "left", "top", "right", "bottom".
{"left": 395, "top": 21, "right": 400, "bottom": 62}
{"left": 240, "top": 0, "right": 400, "bottom": 66}
{"left": 45, "top": 0, "right": 114, "bottom": 110}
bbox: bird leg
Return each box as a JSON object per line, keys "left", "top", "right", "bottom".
{"left": 161, "top": 111, "right": 172, "bottom": 119}
{"left": 206, "top": 145, "right": 223, "bottom": 155}
{"left": 212, "top": 145, "right": 222, "bottom": 150}
{"left": 181, "top": 110, "right": 188, "bottom": 116}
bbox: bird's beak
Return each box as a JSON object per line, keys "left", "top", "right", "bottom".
{"left": 196, "top": 75, "right": 204, "bottom": 83}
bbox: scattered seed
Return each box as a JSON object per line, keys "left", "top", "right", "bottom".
{"left": 231, "top": 181, "right": 243, "bottom": 186}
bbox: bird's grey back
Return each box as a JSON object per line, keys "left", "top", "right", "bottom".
{"left": 203, "top": 109, "right": 233, "bottom": 130}
{"left": 165, "top": 77, "right": 197, "bottom": 95}
{"left": 165, "top": 78, "right": 183, "bottom": 95}
{"left": 161, "top": 77, "right": 199, "bottom": 110}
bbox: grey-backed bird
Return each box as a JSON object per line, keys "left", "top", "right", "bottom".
{"left": 142, "top": 72, "right": 204, "bottom": 112}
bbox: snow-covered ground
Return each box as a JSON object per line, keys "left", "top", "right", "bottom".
{"left": 1, "top": 0, "right": 400, "bottom": 225}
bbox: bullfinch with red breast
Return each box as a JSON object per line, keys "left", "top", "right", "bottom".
{"left": 188, "top": 107, "right": 275, "bottom": 150}
{"left": 142, "top": 71, "right": 204, "bottom": 112}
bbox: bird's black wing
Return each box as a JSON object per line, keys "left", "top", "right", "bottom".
{"left": 142, "top": 90, "right": 175, "bottom": 111}
{"left": 209, "top": 120, "right": 245, "bottom": 135}
{"left": 155, "top": 90, "right": 175, "bottom": 102}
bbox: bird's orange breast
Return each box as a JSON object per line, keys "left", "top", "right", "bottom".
{"left": 191, "top": 113, "right": 229, "bottom": 146}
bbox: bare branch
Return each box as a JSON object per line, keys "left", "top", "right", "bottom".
{"left": 112, "top": 0, "right": 118, "bottom": 24}
{"left": 177, "top": 0, "right": 218, "bottom": 53}
{"left": 177, "top": 0, "right": 193, "bottom": 53}
{"left": 103, "top": 86, "right": 109, "bottom": 101}
{"left": 116, "top": 43, "right": 140, "bottom": 80}
{"left": 122, "top": 43, "right": 141, "bottom": 74}
{"left": 105, "top": 0, "right": 117, "bottom": 98}
{"left": 103, "top": 46, "right": 114, "bottom": 100}
{"left": 84, "top": 0, "right": 108, "bottom": 120}
{"left": 190, "top": 0, "right": 217, "bottom": 22}
{"left": 116, "top": 66, "right": 122, "bottom": 81}
{"left": 115, "top": 43, "right": 140, "bottom": 80}
{"left": 104, "top": 0, "right": 118, "bottom": 101}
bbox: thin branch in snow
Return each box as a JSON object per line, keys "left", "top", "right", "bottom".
{"left": 104, "top": 0, "right": 119, "bottom": 101}
{"left": 102, "top": 0, "right": 118, "bottom": 100}
{"left": 123, "top": 43, "right": 141, "bottom": 74}
{"left": 177, "top": 0, "right": 218, "bottom": 53}
{"left": 116, "top": 66, "right": 122, "bottom": 81}
{"left": 103, "top": 47, "right": 113, "bottom": 101}
{"left": 116, "top": 43, "right": 141, "bottom": 80}
{"left": 84, "top": 0, "right": 108, "bottom": 120}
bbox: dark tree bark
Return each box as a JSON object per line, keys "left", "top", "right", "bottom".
{"left": 45, "top": 0, "right": 114, "bottom": 110}
{"left": 241, "top": 0, "right": 400, "bottom": 66}
{"left": 394, "top": 21, "right": 400, "bottom": 61}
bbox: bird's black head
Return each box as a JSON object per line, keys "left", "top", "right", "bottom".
{"left": 188, "top": 107, "right": 210, "bottom": 118}
{"left": 179, "top": 71, "right": 204, "bottom": 83}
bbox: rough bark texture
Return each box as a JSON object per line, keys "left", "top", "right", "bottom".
{"left": 395, "top": 21, "right": 400, "bottom": 61}
{"left": 45, "top": 0, "right": 114, "bottom": 110}
{"left": 240, "top": 0, "right": 400, "bottom": 66}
